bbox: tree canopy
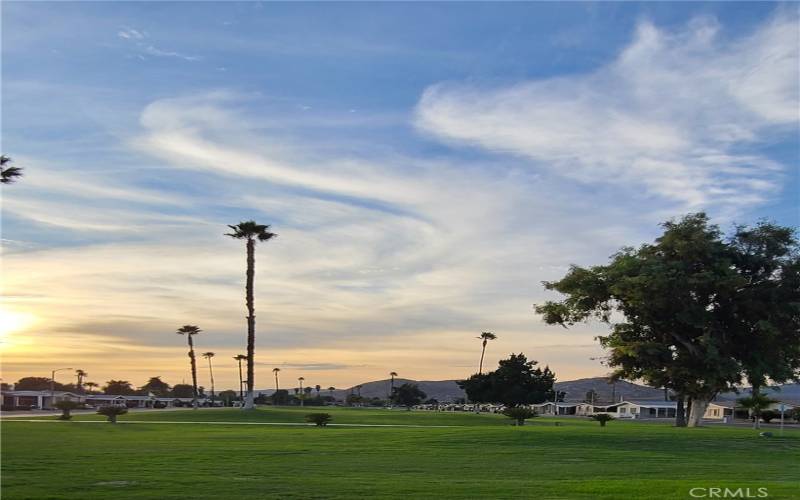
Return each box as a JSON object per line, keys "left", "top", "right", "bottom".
{"left": 391, "top": 383, "right": 427, "bottom": 408}
{"left": 102, "top": 380, "right": 136, "bottom": 395}
{"left": 458, "top": 353, "right": 557, "bottom": 406}
{"left": 535, "top": 213, "right": 799, "bottom": 427}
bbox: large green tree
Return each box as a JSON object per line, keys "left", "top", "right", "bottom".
{"left": 140, "top": 376, "right": 171, "bottom": 396}
{"left": 176, "top": 325, "right": 201, "bottom": 409}
{"left": 458, "top": 353, "right": 557, "bottom": 407}
{"left": 535, "top": 214, "right": 799, "bottom": 427}
{"left": 103, "top": 380, "right": 136, "bottom": 395}
{"left": 391, "top": 383, "right": 427, "bottom": 409}
{"left": 226, "top": 221, "right": 277, "bottom": 410}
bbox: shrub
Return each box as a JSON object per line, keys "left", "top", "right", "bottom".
{"left": 589, "top": 414, "right": 614, "bottom": 427}
{"left": 97, "top": 405, "right": 128, "bottom": 423}
{"left": 305, "top": 413, "right": 332, "bottom": 427}
{"left": 791, "top": 408, "right": 800, "bottom": 423}
{"left": 501, "top": 406, "right": 538, "bottom": 426}
{"left": 55, "top": 400, "right": 81, "bottom": 420}
{"left": 760, "top": 410, "right": 779, "bottom": 423}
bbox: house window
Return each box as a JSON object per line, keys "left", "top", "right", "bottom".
{"left": 620, "top": 407, "right": 627, "bottom": 414}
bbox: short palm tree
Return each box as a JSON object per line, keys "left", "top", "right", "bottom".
{"left": 477, "top": 332, "right": 497, "bottom": 374}
{"left": 176, "top": 325, "right": 201, "bottom": 409}
{"left": 328, "top": 387, "right": 336, "bottom": 398}
{"left": 738, "top": 393, "right": 777, "bottom": 429}
{"left": 273, "top": 367, "right": 281, "bottom": 392}
{"left": 315, "top": 384, "right": 321, "bottom": 398}
{"left": 390, "top": 371, "right": 398, "bottom": 397}
{"left": 298, "top": 377, "right": 305, "bottom": 406}
{"left": 1, "top": 155, "right": 23, "bottom": 184}
{"left": 226, "top": 221, "right": 277, "bottom": 410}
{"left": 84, "top": 381, "right": 99, "bottom": 393}
{"left": 202, "top": 352, "right": 216, "bottom": 405}
{"left": 233, "top": 354, "right": 246, "bottom": 405}
{"left": 75, "top": 369, "right": 88, "bottom": 393}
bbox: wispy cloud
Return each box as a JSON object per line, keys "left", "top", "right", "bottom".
{"left": 117, "top": 26, "right": 202, "bottom": 61}
{"left": 415, "top": 13, "right": 798, "bottom": 212}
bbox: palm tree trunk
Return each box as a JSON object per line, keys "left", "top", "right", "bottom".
{"left": 188, "top": 336, "right": 198, "bottom": 410}
{"left": 478, "top": 340, "right": 487, "bottom": 374}
{"left": 208, "top": 358, "right": 215, "bottom": 406}
{"left": 752, "top": 384, "right": 761, "bottom": 430}
{"left": 275, "top": 373, "right": 279, "bottom": 392}
{"left": 237, "top": 360, "right": 244, "bottom": 405}
{"left": 245, "top": 237, "right": 256, "bottom": 409}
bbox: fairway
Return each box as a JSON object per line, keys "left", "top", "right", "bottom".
{"left": 2, "top": 407, "right": 798, "bottom": 500}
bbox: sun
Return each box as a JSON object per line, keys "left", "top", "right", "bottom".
{"left": 0, "top": 307, "right": 37, "bottom": 346}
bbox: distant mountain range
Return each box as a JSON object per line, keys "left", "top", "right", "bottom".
{"left": 257, "top": 378, "right": 800, "bottom": 404}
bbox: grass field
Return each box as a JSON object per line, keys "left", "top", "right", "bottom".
{"left": 2, "top": 407, "right": 798, "bottom": 499}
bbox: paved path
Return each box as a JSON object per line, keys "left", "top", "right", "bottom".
{"left": 2, "top": 419, "right": 460, "bottom": 428}
{"left": 1, "top": 407, "right": 203, "bottom": 419}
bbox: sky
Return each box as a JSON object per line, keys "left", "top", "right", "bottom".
{"left": 1, "top": 2, "right": 798, "bottom": 393}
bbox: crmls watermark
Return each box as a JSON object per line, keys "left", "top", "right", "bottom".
{"left": 689, "top": 487, "right": 769, "bottom": 498}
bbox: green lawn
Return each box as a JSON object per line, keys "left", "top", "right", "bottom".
{"left": 2, "top": 407, "right": 798, "bottom": 499}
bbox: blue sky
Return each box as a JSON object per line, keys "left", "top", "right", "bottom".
{"left": 2, "top": 2, "right": 798, "bottom": 391}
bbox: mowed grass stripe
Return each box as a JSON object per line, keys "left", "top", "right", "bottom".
{"left": 2, "top": 407, "right": 798, "bottom": 499}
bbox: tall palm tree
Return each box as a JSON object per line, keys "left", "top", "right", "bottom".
{"left": 226, "top": 221, "right": 277, "bottom": 410}
{"left": 389, "top": 371, "right": 398, "bottom": 397}
{"left": 75, "top": 370, "right": 87, "bottom": 393}
{"left": 233, "top": 354, "right": 246, "bottom": 405}
{"left": 273, "top": 367, "right": 281, "bottom": 392}
{"left": 84, "top": 381, "right": 99, "bottom": 393}
{"left": 298, "top": 377, "right": 305, "bottom": 407}
{"left": 177, "top": 325, "right": 201, "bottom": 409}
{"left": 477, "top": 332, "right": 497, "bottom": 374}
{"left": 202, "top": 352, "right": 216, "bottom": 405}
{"left": 0, "top": 155, "right": 23, "bottom": 184}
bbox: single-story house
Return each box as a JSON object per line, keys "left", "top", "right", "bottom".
{"left": 84, "top": 394, "right": 157, "bottom": 408}
{"left": 593, "top": 400, "right": 732, "bottom": 420}
{"left": 1, "top": 390, "right": 84, "bottom": 410}
{"left": 530, "top": 402, "right": 594, "bottom": 416}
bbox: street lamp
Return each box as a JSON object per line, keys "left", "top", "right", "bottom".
{"left": 50, "top": 367, "right": 72, "bottom": 410}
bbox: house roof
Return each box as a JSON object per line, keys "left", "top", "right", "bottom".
{"left": 2, "top": 391, "right": 81, "bottom": 397}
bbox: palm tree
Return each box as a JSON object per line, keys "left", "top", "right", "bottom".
{"left": 738, "top": 393, "right": 776, "bottom": 429}
{"left": 226, "top": 221, "right": 277, "bottom": 410}
{"left": 477, "top": 332, "right": 497, "bottom": 374}
{"left": 315, "top": 384, "right": 321, "bottom": 399}
{"left": 176, "top": 325, "right": 201, "bottom": 409}
{"left": 233, "top": 354, "right": 246, "bottom": 405}
{"left": 75, "top": 370, "right": 87, "bottom": 393}
{"left": 328, "top": 386, "right": 336, "bottom": 399}
{"left": 298, "top": 377, "right": 305, "bottom": 407}
{"left": 389, "top": 371, "right": 398, "bottom": 397}
{"left": 202, "top": 352, "right": 216, "bottom": 405}
{"left": 84, "top": 381, "right": 99, "bottom": 393}
{"left": 1, "top": 155, "right": 23, "bottom": 184}
{"left": 273, "top": 367, "right": 281, "bottom": 393}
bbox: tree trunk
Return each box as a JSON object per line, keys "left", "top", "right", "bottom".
{"left": 237, "top": 361, "right": 244, "bottom": 405}
{"left": 478, "top": 341, "right": 487, "bottom": 374}
{"left": 208, "top": 358, "right": 215, "bottom": 406}
{"left": 687, "top": 395, "right": 713, "bottom": 427}
{"left": 245, "top": 237, "right": 256, "bottom": 410}
{"left": 752, "top": 384, "right": 761, "bottom": 430}
{"left": 675, "top": 395, "right": 687, "bottom": 427}
{"left": 188, "top": 336, "right": 198, "bottom": 409}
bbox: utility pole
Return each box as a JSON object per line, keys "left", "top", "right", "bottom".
{"left": 50, "top": 367, "right": 72, "bottom": 410}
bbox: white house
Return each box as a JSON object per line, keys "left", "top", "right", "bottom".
{"left": 530, "top": 402, "right": 594, "bottom": 416}
{"left": 593, "top": 400, "right": 731, "bottom": 420}
{"left": 1, "top": 390, "right": 84, "bottom": 410}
